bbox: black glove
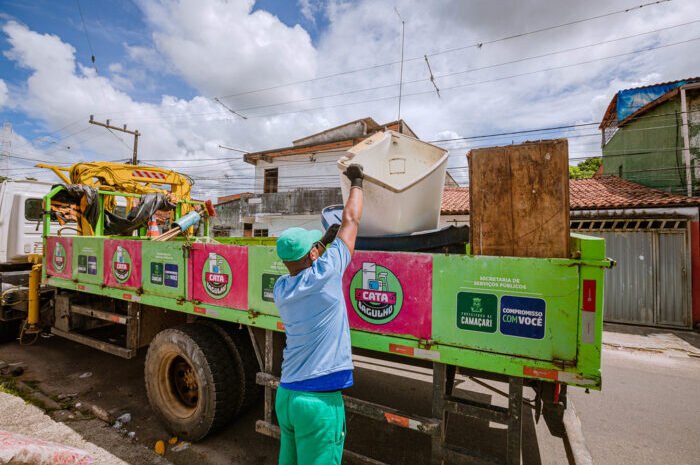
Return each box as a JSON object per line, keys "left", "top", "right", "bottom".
{"left": 321, "top": 223, "right": 340, "bottom": 245}
{"left": 344, "top": 163, "right": 364, "bottom": 188}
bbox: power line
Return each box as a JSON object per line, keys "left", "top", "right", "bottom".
{"left": 142, "top": 109, "right": 699, "bottom": 168}
{"left": 425, "top": 0, "right": 673, "bottom": 59}
{"left": 213, "top": 0, "right": 671, "bottom": 100}
{"left": 232, "top": 36, "right": 700, "bottom": 121}
{"left": 98, "top": 25, "right": 695, "bottom": 129}
{"left": 204, "top": 20, "right": 698, "bottom": 118}
{"left": 76, "top": 0, "right": 97, "bottom": 72}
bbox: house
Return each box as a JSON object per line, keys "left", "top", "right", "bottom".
{"left": 599, "top": 77, "right": 700, "bottom": 196}
{"left": 440, "top": 177, "right": 700, "bottom": 329}
{"left": 213, "top": 118, "right": 458, "bottom": 236}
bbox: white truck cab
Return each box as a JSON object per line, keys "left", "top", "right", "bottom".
{"left": 0, "top": 179, "right": 58, "bottom": 265}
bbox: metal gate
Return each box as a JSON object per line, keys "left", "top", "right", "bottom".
{"left": 571, "top": 218, "right": 692, "bottom": 328}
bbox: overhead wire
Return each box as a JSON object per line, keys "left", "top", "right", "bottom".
{"left": 100, "top": 20, "right": 698, "bottom": 126}
{"left": 212, "top": 0, "right": 672, "bottom": 100}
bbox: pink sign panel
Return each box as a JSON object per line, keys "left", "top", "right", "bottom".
{"left": 343, "top": 251, "right": 432, "bottom": 340}
{"left": 189, "top": 243, "right": 248, "bottom": 310}
{"left": 103, "top": 240, "right": 142, "bottom": 289}
{"left": 46, "top": 237, "right": 73, "bottom": 280}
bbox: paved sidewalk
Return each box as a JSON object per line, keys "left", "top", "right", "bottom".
{"left": 0, "top": 391, "right": 130, "bottom": 465}
{"left": 603, "top": 323, "right": 700, "bottom": 356}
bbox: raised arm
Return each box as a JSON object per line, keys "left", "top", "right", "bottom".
{"left": 337, "top": 164, "right": 364, "bottom": 255}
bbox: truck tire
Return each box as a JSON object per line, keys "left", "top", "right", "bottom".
{"left": 144, "top": 324, "right": 242, "bottom": 441}
{"left": 198, "top": 321, "right": 262, "bottom": 412}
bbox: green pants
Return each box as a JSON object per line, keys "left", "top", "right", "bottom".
{"left": 276, "top": 386, "right": 346, "bottom": 465}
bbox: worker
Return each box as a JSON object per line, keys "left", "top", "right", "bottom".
{"left": 273, "top": 164, "right": 364, "bottom": 465}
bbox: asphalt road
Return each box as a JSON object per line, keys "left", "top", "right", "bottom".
{"left": 0, "top": 328, "right": 698, "bottom": 465}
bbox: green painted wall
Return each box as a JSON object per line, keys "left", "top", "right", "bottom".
{"left": 602, "top": 97, "right": 693, "bottom": 193}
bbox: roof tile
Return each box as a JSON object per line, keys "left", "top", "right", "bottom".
{"left": 440, "top": 177, "right": 700, "bottom": 215}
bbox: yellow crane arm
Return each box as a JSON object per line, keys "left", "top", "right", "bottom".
{"left": 37, "top": 162, "right": 195, "bottom": 236}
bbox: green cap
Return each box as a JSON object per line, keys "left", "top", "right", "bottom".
{"left": 276, "top": 227, "right": 323, "bottom": 262}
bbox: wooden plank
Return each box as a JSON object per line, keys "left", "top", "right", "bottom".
{"left": 509, "top": 140, "right": 570, "bottom": 258}
{"left": 468, "top": 147, "right": 515, "bottom": 256}
{"left": 468, "top": 139, "right": 570, "bottom": 258}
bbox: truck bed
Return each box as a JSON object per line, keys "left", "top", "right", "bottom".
{"left": 43, "top": 233, "right": 609, "bottom": 389}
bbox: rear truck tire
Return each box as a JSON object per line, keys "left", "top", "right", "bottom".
{"left": 198, "top": 321, "right": 262, "bottom": 411}
{"left": 144, "top": 323, "right": 242, "bottom": 441}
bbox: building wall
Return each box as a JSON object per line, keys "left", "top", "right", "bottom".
{"left": 247, "top": 214, "right": 322, "bottom": 237}
{"left": 688, "top": 89, "right": 700, "bottom": 181}
{"left": 254, "top": 150, "right": 345, "bottom": 192}
{"left": 603, "top": 93, "right": 700, "bottom": 195}
{"left": 603, "top": 98, "right": 683, "bottom": 192}
{"left": 439, "top": 215, "right": 469, "bottom": 227}
{"left": 213, "top": 188, "right": 343, "bottom": 236}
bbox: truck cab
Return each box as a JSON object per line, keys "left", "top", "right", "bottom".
{"left": 0, "top": 179, "right": 61, "bottom": 267}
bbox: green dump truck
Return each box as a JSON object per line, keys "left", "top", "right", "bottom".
{"left": 17, "top": 184, "right": 611, "bottom": 464}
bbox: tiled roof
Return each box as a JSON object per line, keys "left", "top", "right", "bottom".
{"left": 440, "top": 177, "right": 700, "bottom": 215}
{"left": 216, "top": 192, "right": 253, "bottom": 205}
{"left": 441, "top": 187, "right": 470, "bottom": 215}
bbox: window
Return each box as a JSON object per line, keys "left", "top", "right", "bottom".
{"left": 264, "top": 168, "right": 278, "bottom": 193}
{"left": 243, "top": 223, "right": 253, "bottom": 238}
{"left": 24, "top": 198, "right": 43, "bottom": 221}
{"left": 618, "top": 165, "right": 623, "bottom": 177}
{"left": 253, "top": 228, "right": 269, "bottom": 237}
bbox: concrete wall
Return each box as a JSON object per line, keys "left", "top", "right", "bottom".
{"left": 213, "top": 188, "right": 343, "bottom": 236}
{"left": 248, "top": 214, "right": 322, "bottom": 237}
{"left": 254, "top": 150, "right": 345, "bottom": 192}
{"left": 439, "top": 215, "right": 469, "bottom": 227}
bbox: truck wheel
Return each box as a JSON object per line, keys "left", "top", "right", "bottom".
{"left": 199, "top": 321, "right": 262, "bottom": 412}
{"left": 144, "top": 324, "right": 242, "bottom": 441}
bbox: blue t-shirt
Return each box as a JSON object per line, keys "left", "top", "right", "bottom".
{"left": 273, "top": 238, "right": 354, "bottom": 390}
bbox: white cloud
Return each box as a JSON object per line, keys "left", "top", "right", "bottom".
{"left": 0, "top": 79, "right": 7, "bottom": 108}
{"left": 3, "top": 0, "right": 700, "bottom": 197}
{"left": 136, "top": 0, "right": 318, "bottom": 101}
{"left": 298, "top": 0, "right": 320, "bottom": 24}
{"left": 0, "top": 19, "right": 321, "bottom": 197}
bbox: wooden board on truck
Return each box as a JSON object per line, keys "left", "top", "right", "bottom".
{"left": 468, "top": 139, "right": 570, "bottom": 258}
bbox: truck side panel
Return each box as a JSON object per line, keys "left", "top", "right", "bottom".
{"left": 432, "top": 254, "right": 579, "bottom": 363}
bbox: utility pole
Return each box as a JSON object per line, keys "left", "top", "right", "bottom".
{"left": 89, "top": 115, "right": 140, "bottom": 165}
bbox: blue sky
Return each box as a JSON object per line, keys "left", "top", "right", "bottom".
{"left": 0, "top": 0, "right": 330, "bottom": 143}
{"left": 0, "top": 0, "right": 698, "bottom": 195}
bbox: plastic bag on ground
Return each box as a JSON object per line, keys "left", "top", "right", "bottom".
{"left": 0, "top": 430, "right": 93, "bottom": 465}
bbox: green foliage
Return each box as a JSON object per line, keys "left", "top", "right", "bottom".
{"left": 0, "top": 175, "right": 7, "bottom": 183}
{"left": 569, "top": 157, "right": 602, "bottom": 179}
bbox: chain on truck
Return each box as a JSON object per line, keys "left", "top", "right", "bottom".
{"left": 0, "top": 155, "right": 612, "bottom": 465}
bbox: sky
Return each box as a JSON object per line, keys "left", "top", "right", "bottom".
{"left": 0, "top": 0, "right": 699, "bottom": 198}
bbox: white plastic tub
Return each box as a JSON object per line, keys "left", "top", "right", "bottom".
{"left": 338, "top": 130, "right": 448, "bottom": 236}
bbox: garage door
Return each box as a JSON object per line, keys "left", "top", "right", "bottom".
{"left": 571, "top": 218, "right": 691, "bottom": 328}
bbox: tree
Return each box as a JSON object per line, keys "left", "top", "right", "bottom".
{"left": 569, "top": 157, "right": 602, "bottom": 179}
{"left": 0, "top": 175, "right": 7, "bottom": 183}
